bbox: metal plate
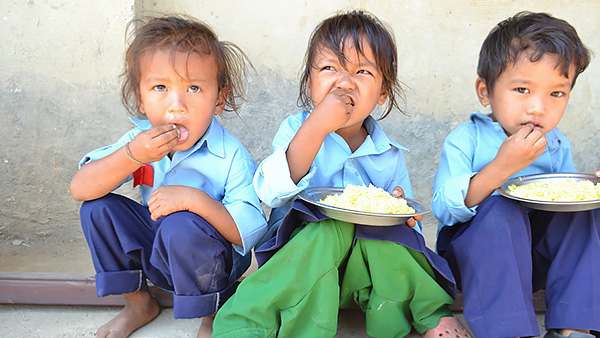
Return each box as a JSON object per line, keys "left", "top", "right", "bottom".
{"left": 497, "top": 173, "right": 600, "bottom": 212}
{"left": 298, "top": 187, "right": 429, "bottom": 226}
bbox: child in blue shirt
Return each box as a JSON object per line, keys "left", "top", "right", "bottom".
{"left": 69, "top": 15, "right": 267, "bottom": 338}
{"left": 432, "top": 11, "right": 596, "bottom": 338}
{"left": 214, "top": 10, "right": 469, "bottom": 338}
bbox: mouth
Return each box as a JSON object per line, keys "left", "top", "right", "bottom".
{"left": 522, "top": 121, "right": 542, "bottom": 128}
{"left": 170, "top": 123, "right": 189, "bottom": 144}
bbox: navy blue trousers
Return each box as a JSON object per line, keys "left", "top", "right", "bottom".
{"left": 80, "top": 193, "right": 238, "bottom": 318}
{"left": 437, "top": 195, "right": 600, "bottom": 338}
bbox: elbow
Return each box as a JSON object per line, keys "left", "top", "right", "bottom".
{"left": 69, "top": 179, "right": 90, "bottom": 201}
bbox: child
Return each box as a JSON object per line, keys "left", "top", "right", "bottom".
{"left": 432, "top": 11, "right": 596, "bottom": 338}
{"left": 69, "top": 15, "right": 267, "bottom": 338}
{"left": 214, "top": 10, "right": 469, "bottom": 338}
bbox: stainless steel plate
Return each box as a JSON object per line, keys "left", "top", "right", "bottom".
{"left": 298, "top": 187, "right": 429, "bottom": 226}
{"left": 497, "top": 173, "right": 600, "bottom": 212}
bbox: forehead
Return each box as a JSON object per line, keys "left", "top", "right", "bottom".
{"left": 503, "top": 52, "right": 576, "bottom": 81}
{"left": 314, "top": 38, "right": 376, "bottom": 63}
{"left": 139, "top": 48, "right": 217, "bottom": 75}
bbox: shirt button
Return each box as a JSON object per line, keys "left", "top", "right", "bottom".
{"left": 167, "top": 170, "right": 175, "bottom": 176}
{"left": 354, "top": 172, "right": 359, "bottom": 177}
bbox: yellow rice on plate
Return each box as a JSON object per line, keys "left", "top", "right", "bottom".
{"left": 506, "top": 178, "right": 600, "bottom": 202}
{"left": 319, "top": 184, "right": 416, "bottom": 214}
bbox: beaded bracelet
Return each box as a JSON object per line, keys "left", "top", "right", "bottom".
{"left": 125, "top": 142, "right": 145, "bottom": 166}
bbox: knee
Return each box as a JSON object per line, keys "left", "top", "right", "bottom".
{"left": 80, "top": 194, "right": 125, "bottom": 231}
{"left": 158, "top": 212, "right": 223, "bottom": 246}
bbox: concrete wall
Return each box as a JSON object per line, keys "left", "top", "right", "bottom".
{"left": 1, "top": 0, "right": 599, "bottom": 272}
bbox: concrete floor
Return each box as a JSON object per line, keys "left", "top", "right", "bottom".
{"left": 1, "top": 304, "right": 550, "bottom": 338}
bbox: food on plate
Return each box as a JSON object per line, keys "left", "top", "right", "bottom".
{"left": 506, "top": 178, "right": 600, "bottom": 202}
{"left": 319, "top": 184, "right": 416, "bottom": 214}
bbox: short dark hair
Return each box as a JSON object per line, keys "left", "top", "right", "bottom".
{"left": 477, "top": 11, "right": 591, "bottom": 94}
{"left": 121, "top": 15, "right": 251, "bottom": 117}
{"left": 298, "top": 10, "right": 405, "bottom": 118}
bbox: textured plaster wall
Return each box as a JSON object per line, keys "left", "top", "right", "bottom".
{"left": 1, "top": 0, "right": 599, "bottom": 271}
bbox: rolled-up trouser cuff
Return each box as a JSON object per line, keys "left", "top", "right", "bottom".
{"left": 95, "top": 270, "right": 148, "bottom": 297}
{"left": 173, "top": 281, "right": 239, "bottom": 319}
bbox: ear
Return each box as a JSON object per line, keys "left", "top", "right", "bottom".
{"left": 137, "top": 98, "right": 146, "bottom": 116}
{"left": 377, "top": 87, "right": 388, "bottom": 105}
{"left": 475, "top": 77, "right": 490, "bottom": 107}
{"left": 214, "top": 88, "right": 228, "bottom": 116}
{"left": 306, "top": 77, "right": 312, "bottom": 99}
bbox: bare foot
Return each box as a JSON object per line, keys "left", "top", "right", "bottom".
{"left": 96, "top": 290, "right": 160, "bottom": 338}
{"left": 197, "top": 314, "right": 215, "bottom": 338}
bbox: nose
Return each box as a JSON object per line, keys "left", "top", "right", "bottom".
{"left": 335, "top": 72, "right": 356, "bottom": 91}
{"left": 526, "top": 96, "right": 545, "bottom": 116}
{"left": 167, "top": 92, "right": 186, "bottom": 115}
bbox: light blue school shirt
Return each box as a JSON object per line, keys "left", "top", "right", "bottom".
{"left": 431, "top": 112, "right": 576, "bottom": 232}
{"left": 79, "top": 117, "right": 268, "bottom": 277}
{"left": 253, "top": 110, "right": 420, "bottom": 234}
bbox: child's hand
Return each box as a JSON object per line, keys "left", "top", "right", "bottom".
{"left": 147, "top": 185, "right": 197, "bottom": 221}
{"left": 595, "top": 167, "right": 600, "bottom": 177}
{"left": 128, "top": 125, "right": 180, "bottom": 164}
{"left": 392, "top": 186, "right": 422, "bottom": 228}
{"left": 494, "top": 124, "right": 546, "bottom": 176}
{"left": 310, "top": 88, "right": 354, "bottom": 135}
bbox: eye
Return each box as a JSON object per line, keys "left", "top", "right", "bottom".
{"left": 357, "top": 69, "right": 373, "bottom": 75}
{"left": 152, "top": 85, "right": 167, "bottom": 92}
{"left": 515, "top": 87, "right": 529, "bottom": 94}
{"left": 188, "top": 85, "right": 201, "bottom": 93}
{"left": 321, "top": 66, "right": 335, "bottom": 71}
{"left": 550, "top": 91, "right": 565, "bottom": 98}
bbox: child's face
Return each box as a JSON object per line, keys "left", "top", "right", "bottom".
{"left": 476, "top": 52, "right": 576, "bottom": 136}
{"left": 307, "top": 40, "right": 387, "bottom": 131}
{"left": 137, "top": 48, "right": 225, "bottom": 151}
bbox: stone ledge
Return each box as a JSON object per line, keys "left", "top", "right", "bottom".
{"left": 0, "top": 271, "right": 547, "bottom": 312}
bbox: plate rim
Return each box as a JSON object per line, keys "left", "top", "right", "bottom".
{"left": 496, "top": 172, "right": 600, "bottom": 211}
{"left": 299, "top": 186, "right": 430, "bottom": 218}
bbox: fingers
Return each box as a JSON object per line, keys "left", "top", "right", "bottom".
{"left": 152, "top": 124, "right": 180, "bottom": 148}
{"left": 330, "top": 88, "right": 354, "bottom": 112}
{"left": 392, "top": 186, "right": 405, "bottom": 198}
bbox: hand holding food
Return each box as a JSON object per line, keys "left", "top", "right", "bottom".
{"left": 495, "top": 124, "right": 546, "bottom": 176}
{"left": 127, "top": 124, "right": 181, "bottom": 164}
{"left": 310, "top": 88, "right": 354, "bottom": 135}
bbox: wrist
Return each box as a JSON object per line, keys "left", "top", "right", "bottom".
{"left": 125, "top": 142, "right": 145, "bottom": 166}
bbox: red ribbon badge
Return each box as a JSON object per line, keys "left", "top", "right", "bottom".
{"left": 133, "top": 164, "right": 154, "bottom": 188}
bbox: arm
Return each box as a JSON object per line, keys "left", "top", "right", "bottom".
{"left": 287, "top": 88, "right": 354, "bottom": 183}
{"left": 70, "top": 124, "right": 180, "bottom": 201}
{"left": 464, "top": 124, "right": 546, "bottom": 207}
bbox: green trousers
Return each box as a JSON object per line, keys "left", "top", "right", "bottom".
{"left": 213, "top": 219, "right": 453, "bottom": 338}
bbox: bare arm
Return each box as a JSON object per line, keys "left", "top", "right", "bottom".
{"left": 287, "top": 88, "right": 354, "bottom": 183}
{"left": 70, "top": 124, "right": 180, "bottom": 201}
{"left": 465, "top": 124, "right": 546, "bottom": 208}
{"left": 147, "top": 186, "right": 242, "bottom": 246}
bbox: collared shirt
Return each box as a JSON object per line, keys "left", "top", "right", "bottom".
{"left": 432, "top": 112, "right": 576, "bottom": 232}
{"left": 254, "top": 110, "right": 420, "bottom": 234}
{"left": 79, "top": 117, "right": 268, "bottom": 276}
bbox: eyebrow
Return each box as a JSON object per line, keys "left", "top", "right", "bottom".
{"left": 316, "top": 54, "right": 378, "bottom": 69}
{"left": 509, "top": 77, "right": 572, "bottom": 89}
{"left": 142, "top": 75, "right": 210, "bottom": 84}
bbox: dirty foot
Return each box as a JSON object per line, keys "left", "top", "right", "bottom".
{"left": 197, "top": 314, "right": 215, "bottom": 338}
{"left": 422, "top": 316, "right": 471, "bottom": 338}
{"left": 96, "top": 290, "right": 160, "bottom": 338}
